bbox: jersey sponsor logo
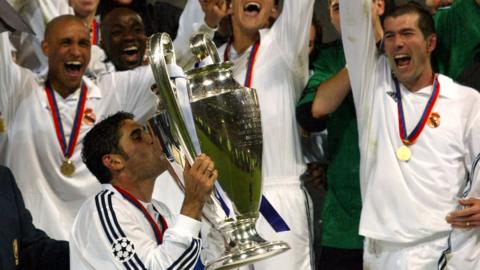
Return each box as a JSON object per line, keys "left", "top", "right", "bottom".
{"left": 386, "top": 91, "right": 398, "bottom": 102}
{"left": 112, "top": 237, "right": 135, "bottom": 263}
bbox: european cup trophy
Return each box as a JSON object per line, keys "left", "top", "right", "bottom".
{"left": 147, "top": 33, "right": 290, "bottom": 270}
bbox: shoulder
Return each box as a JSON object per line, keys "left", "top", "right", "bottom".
{"left": 438, "top": 74, "right": 480, "bottom": 112}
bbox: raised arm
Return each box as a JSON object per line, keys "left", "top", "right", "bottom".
{"left": 0, "top": 31, "right": 32, "bottom": 114}
{"left": 311, "top": 68, "right": 350, "bottom": 118}
{"left": 174, "top": 0, "right": 227, "bottom": 69}
{"left": 339, "top": 0, "right": 381, "bottom": 106}
{"left": 269, "top": 0, "right": 314, "bottom": 70}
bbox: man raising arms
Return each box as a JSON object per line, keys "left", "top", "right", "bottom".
{"left": 340, "top": 1, "right": 480, "bottom": 269}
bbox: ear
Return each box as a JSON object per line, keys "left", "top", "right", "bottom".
{"left": 426, "top": 34, "right": 437, "bottom": 54}
{"left": 41, "top": 40, "right": 49, "bottom": 57}
{"left": 102, "top": 154, "right": 125, "bottom": 172}
{"left": 375, "top": 0, "right": 385, "bottom": 16}
{"left": 271, "top": 6, "right": 279, "bottom": 19}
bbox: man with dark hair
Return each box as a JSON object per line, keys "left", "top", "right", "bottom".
{"left": 340, "top": 1, "right": 480, "bottom": 269}
{"left": 70, "top": 111, "right": 218, "bottom": 269}
{"left": 0, "top": 166, "right": 69, "bottom": 270}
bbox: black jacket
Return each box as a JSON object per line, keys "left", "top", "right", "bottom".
{"left": 0, "top": 166, "right": 69, "bottom": 270}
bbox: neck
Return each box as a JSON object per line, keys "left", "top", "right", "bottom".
{"left": 404, "top": 67, "right": 435, "bottom": 92}
{"left": 112, "top": 176, "right": 156, "bottom": 203}
{"left": 231, "top": 25, "right": 259, "bottom": 54}
{"left": 76, "top": 13, "right": 96, "bottom": 29}
{"left": 47, "top": 76, "right": 80, "bottom": 99}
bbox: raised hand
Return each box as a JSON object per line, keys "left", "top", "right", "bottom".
{"left": 200, "top": 0, "right": 229, "bottom": 28}
{"left": 425, "top": 0, "right": 454, "bottom": 14}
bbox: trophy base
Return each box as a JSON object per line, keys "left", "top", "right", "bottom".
{"left": 205, "top": 218, "right": 290, "bottom": 270}
{"left": 205, "top": 241, "right": 290, "bottom": 270}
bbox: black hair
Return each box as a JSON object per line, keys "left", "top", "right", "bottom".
{"left": 82, "top": 111, "right": 133, "bottom": 184}
{"left": 383, "top": 2, "right": 436, "bottom": 38}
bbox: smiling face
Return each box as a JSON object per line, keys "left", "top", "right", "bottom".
{"left": 101, "top": 8, "right": 146, "bottom": 71}
{"left": 383, "top": 12, "right": 436, "bottom": 90}
{"left": 230, "top": 0, "right": 276, "bottom": 35}
{"left": 42, "top": 16, "right": 91, "bottom": 95}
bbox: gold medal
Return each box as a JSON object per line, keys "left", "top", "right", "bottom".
{"left": 427, "top": 112, "right": 440, "bottom": 128}
{"left": 60, "top": 159, "right": 75, "bottom": 177}
{"left": 396, "top": 145, "right": 411, "bottom": 162}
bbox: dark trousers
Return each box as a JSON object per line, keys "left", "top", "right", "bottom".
{"left": 317, "top": 246, "right": 363, "bottom": 270}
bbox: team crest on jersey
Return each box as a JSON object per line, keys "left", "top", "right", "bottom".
{"left": 111, "top": 237, "right": 135, "bottom": 262}
{"left": 83, "top": 108, "right": 96, "bottom": 125}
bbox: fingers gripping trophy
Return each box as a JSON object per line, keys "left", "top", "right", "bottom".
{"left": 147, "top": 32, "right": 290, "bottom": 270}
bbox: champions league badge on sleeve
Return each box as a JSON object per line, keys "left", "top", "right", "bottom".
{"left": 112, "top": 237, "right": 135, "bottom": 263}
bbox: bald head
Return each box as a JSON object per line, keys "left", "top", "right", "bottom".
{"left": 44, "top": 15, "right": 88, "bottom": 42}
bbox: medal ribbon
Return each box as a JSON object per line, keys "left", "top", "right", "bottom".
{"left": 91, "top": 19, "right": 99, "bottom": 45}
{"left": 113, "top": 185, "right": 168, "bottom": 244}
{"left": 394, "top": 74, "right": 440, "bottom": 145}
{"left": 44, "top": 81, "right": 87, "bottom": 159}
{"left": 223, "top": 39, "right": 260, "bottom": 87}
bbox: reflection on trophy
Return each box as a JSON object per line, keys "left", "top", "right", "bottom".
{"left": 148, "top": 33, "right": 290, "bottom": 270}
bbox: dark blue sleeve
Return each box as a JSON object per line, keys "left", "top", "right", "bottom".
{"left": 0, "top": 166, "right": 70, "bottom": 270}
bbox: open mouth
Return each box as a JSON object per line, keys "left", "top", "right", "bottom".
{"left": 64, "top": 61, "right": 82, "bottom": 72}
{"left": 394, "top": 54, "right": 411, "bottom": 69}
{"left": 123, "top": 45, "right": 139, "bottom": 56}
{"left": 244, "top": 2, "right": 261, "bottom": 15}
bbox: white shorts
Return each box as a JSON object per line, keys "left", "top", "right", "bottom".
{"left": 364, "top": 230, "right": 480, "bottom": 270}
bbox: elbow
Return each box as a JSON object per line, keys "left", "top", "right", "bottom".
{"left": 311, "top": 105, "right": 327, "bottom": 119}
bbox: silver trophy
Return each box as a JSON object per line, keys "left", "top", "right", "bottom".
{"left": 148, "top": 33, "right": 290, "bottom": 270}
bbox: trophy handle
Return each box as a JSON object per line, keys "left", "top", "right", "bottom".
{"left": 189, "top": 33, "right": 221, "bottom": 64}
{"left": 147, "top": 33, "right": 197, "bottom": 165}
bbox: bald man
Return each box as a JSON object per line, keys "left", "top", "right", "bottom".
{"left": 0, "top": 15, "right": 157, "bottom": 240}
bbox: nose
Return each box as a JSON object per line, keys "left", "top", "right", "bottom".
{"left": 122, "top": 31, "right": 136, "bottom": 42}
{"left": 392, "top": 35, "right": 405, "bottom": 50}
{"left": 69, "top": 43, "right": 82, "bottom": 57}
